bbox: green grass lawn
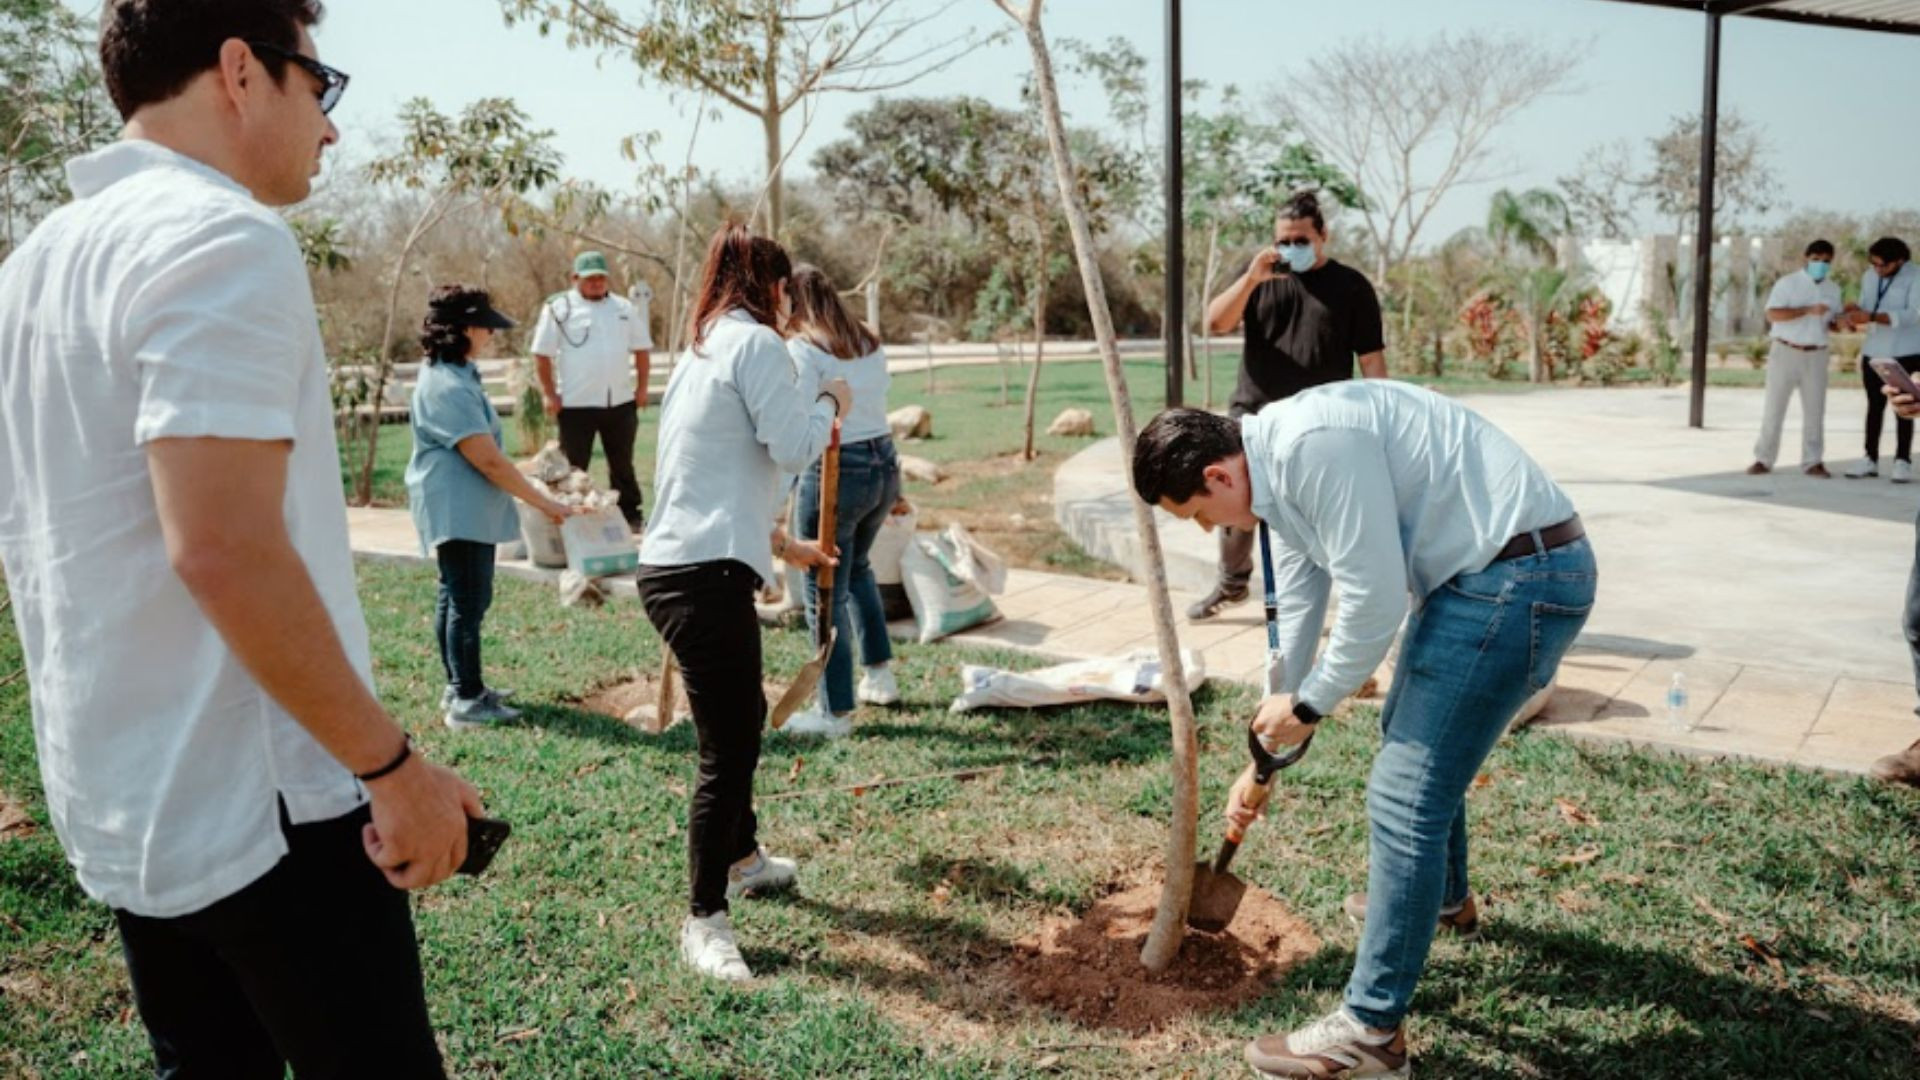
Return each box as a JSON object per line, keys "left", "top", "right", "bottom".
{"left": 4, "top": 566, "right": 1918, "bottom": 1077}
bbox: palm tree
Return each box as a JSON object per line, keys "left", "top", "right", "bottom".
{"left": 1486, "top": 187, "right": 1573, "bottom": 266}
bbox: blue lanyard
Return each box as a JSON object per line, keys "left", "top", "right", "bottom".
{"left": 1872, "top": 273, "right": 1896, "bottom": 315}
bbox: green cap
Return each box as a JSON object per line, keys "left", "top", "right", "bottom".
{"left": 572, "top": 251, "right": 610, "bottom": 278}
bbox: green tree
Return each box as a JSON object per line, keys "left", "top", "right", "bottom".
{"left": 499, "top": 0, "right": 994, "bottom": 238}
{"left": 1, "top": 0, "right": 115, "bottom": 256}
{"left": 1485, "top": 187, "right": 1571, "bottom": 266}
{"left": 351, "top": 97, "right": 563, "bottom": 504}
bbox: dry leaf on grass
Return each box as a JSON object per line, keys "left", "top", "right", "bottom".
{"left": 498, "top": 1028, "right": 541, "bottom": 1043}
{"left": 789, "top": 757, "right": 804, "bottom": 782}
{"left": 1693, "top": 894, "right": 1735, "bottom": 925}
{"left": 1555, "top": 889, "right": 1598, "bottom": 914}
{"left": 1554, "top": 798, "right": 1601, "bottom": 827}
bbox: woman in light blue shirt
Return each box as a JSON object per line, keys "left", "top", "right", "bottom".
{"left": 783, "top": 265, "right": 902, "bottom": 737}
{"left": 406, "top": 285, "right": 573, "bottom": 730}
{"left": 637, "top": 225, "right": 850, "bottom": 983}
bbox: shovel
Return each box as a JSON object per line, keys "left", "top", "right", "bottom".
{"left": 1189, "top": 523, "right": 1316, "bottom": 933}
{"left": 769, "top": 419, "right": 841, "bottom": 729}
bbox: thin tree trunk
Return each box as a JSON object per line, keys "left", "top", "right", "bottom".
{"left": 760, "top": 10, "right": 783, "bottom": 238}
{"left": 1200, "top": 222, "right": 1219, "bottom": 409}
{"left": 1015, "top": 5, "right": 1198, "bottom": 975}
{"left": 998, "top": 341, "right": 1011, "bottom": 406}
{"left": 1022, "top": 273, "right": 1047, "bottom": 461}
{"left": 356, "top": 193, "right": 453, "bottom": 504}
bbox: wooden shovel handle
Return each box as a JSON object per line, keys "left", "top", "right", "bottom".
{"left": 815, "top": 420, "right": 842, "bottom": 598}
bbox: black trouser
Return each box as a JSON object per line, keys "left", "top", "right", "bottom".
{"left": 113, "top": 804, "right": 443, "bottom": 1080}
{"left": 636, "top": 559, "right": 765, "bottom": 917}
{"left": 435, "top": 539, "right": 495, "bottom": 700}
{"left": 1862, "top": 355, "right": 1920, "bottom": 464}
{"left": 1216, "top": 401, "right": 1261, "bottom": 593}
{"left": 558, "top": 402, "right": 643, "bottom": 526}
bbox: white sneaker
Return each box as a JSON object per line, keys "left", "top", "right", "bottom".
{"left": 726, "top": 846, "right": 798, "bottom": 900}
{"left": 782, "top": 703, "right": 851, "bottom": 738}
{"left": 1845, "top": 457, "right": 1879, "bottom": 479}
{"left": 680, "top": 912, "right": 752, "bottom": 982}
{"left": 1895, "top": 460, "right": 1913, "bottom": 483}
{"left": 857, "top": 666, "right": 901, "bottom": 706}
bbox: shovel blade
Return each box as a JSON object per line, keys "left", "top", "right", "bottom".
{"left": 767, "top": 629, "right": 836, "bottom": 729}
{"left": 1188, "top": 861, "right": 1249, "bottom": 933}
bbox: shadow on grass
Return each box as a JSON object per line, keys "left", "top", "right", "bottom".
{"left": 1414, "top": 922, "right": 1920, "bottom": 1078}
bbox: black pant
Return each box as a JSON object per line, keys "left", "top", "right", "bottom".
{"left": 435, "top": 540, "right": 495, "bottom": 699}
{"left": 1215, "top": 401, "right": 1262, "bottom": 592}
{"left": 636, "top": 560, "right": 765, "bottom": 917}
{"left": 558, "top": 402, "right": 643, "bottom": 526}
{"left": 114, "top": 804, "right": 443, "bottom": 1080}
{"left": 1862, "top": 355, "right": 1920, "bottom": 463}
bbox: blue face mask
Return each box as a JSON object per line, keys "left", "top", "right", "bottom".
{"left": 1277, "top": 241, "right": 1318, "bottom": 274}
{"left": 1807, "top": 261, "right": 1831, "bottom": 282}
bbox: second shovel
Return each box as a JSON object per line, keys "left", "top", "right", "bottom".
{"left": 768, "top": 419, "right": 841, "bottom": 729}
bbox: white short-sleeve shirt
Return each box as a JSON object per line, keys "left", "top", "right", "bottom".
{"left": 1765, "top": 269, "right": 1843, "bottom": 350}
{"left": 0, "top": 140, "right": 371, "bottom": 918}
{"left": 529, "top": 288, "right": 653, "bottom": 407}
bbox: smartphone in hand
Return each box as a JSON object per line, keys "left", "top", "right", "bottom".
{"left": 458, "top": 816, "right": 512, "bottom": 877}
{"left": 1869, "top": 357, "right": 1920, "bottom": 400}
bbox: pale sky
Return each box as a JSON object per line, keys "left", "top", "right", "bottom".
{"left": 69, "top": 0, "right": 1920, "bottom": 243}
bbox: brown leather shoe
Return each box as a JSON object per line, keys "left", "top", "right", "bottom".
{"left": 1343, "top": 891, "right": 1481, "bottom": 941}
{"left": 1870, "top": 739, "right": 1920, "bottom": 787}
{"left": 1746, "top": 461, "right": 1771, "bottom": 475}
{"left": 1805, "top": 463, "right": 1831, "bottom": 478}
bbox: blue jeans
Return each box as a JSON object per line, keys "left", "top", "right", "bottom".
{"left": 1345, "top": 536, "right": 1597, "bottom": 1029}
{"left": 433, "top": 540, "right": 495, "bottom": 700}
{"left": 797, "top": 436, "right": 901, "bottom": 714}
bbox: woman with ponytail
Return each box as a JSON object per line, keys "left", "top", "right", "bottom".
{"left": 636, "top": 224, "right": 851, "bottom": 982}
{"left": 781, "top": 264, "right": 901, "bottom": 737}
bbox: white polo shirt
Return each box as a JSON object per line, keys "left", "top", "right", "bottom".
{"left": 0, "top": 140, "right": 371, "bottom": 918}
{"left": 530, "top": 288, "right": 653, "bottom": 407}
{"left": 1765, "top": 269, "right": 1843, "bottom": 350}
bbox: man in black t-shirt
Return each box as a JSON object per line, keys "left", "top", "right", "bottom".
{"left": 1189, "top": 190, "right": 1387, "bottom": 620}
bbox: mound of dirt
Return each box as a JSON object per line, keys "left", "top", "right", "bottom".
{"left": 1005, "top": 880, "right": 1320, "bottom": 1033}
{"left": 577, "top": 675, "right": 791, "bottom": 733}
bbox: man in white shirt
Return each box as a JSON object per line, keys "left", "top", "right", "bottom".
{"left": 0, "top": 3, "right": 478, "bottom": 1075}
{"left": 1749, "top": 240, "right": 1843, "bottom": 478}
{"left": 531, "top": 251, "right": 654, "bottom": 530}
{"left": 1133, "top": 383, "right": 1595, "bottom": 1079}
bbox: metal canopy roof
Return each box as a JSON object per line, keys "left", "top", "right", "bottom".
{"left": 1601, "top": 0, "right": 1920, "bottom": 38}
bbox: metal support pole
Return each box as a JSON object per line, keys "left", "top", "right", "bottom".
{"left": 1164, "top": 0, "right": 1184, "bottom": 409}
{"left": 1689, "top": 10, "right": 1722, "bottom": 429}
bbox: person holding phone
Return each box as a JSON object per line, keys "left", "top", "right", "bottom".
{"left": 1841, "top": 237, "right": 1920, "bottom": 482}
{"left": 1748, "top": 240, "right": 1843, "bottom": 478}
{"left": 1192, "top": 190, "right": 1388, "bottom": 622}
{"left": 1872, "top": 380, "right": 1920, "bottom": 788}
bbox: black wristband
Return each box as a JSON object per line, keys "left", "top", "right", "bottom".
{"left": 815, "top": 391, "right": 839, "bottom": 412}
{"left": 1293, "top": 701, "right": 1323, "bottom": 726}
{"left": 355, "top": 737, "right": 411, "bottom": 783}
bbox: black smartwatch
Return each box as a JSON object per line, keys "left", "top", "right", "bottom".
{"left": 1293, "top": 700, "right": 1323, "bottom": 726}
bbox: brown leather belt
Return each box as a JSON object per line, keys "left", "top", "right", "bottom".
{"left": 1493, "top": 516, "right": 1585, "bottom": 562}
{"left": 1772, "top": 339, "right": 1822, "bottom": 352}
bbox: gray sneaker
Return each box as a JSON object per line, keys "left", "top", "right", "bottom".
{"left": 441, "top": 685, "right": 515, "bottom": 711}
{"left": 445, "top": 693, "right": 522, "bottom": 730}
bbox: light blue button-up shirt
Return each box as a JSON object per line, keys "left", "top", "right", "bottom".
{"left": 1242, "top": 380, "right": 1577, "bottom": 714}
{"left": 405, "top": 358, "right": 519, "bottom": 553}
{"left": 642, "top": 309, "right": 836, "bottom": 586}
{"left": 1858, "top": 262, "right": 1920, "bottom": 358}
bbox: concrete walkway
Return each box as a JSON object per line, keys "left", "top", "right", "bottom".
{"left": 1050, "top": 385, "right": 1920, "bottom": 778}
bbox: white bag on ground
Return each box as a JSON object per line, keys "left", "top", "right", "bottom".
{"left": 900, "top": 530, "right": 1000, "bottom": 643}
{"left": 939, "top": 522, "right": 1006, "bottom": 595}
{"left": 872, "top": 503, "right": 918, "bottom": 623}
{"left": 949, "top": 648, "right": 1209, "bottom": 713}
{"left": 562, "top": 506, "right": 639, "bottom": 577}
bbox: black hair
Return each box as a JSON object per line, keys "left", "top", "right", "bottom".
{"left": 99, "top": 0, "right": 325, "bottom": 120}
{"left": 1805, "top": 239, "right": 1835, "bottom": 258}
{"left": 1131, "top": 409, "right": 1244, "bottom": 506}
{"left": 1869, "top": 237, "right": 1911, "bottom": 265}
{"left": 420, "top": 283, "right": 491, "bottom": 365}
{"left": 1276, "top": 190, "right": 1326, "bottom": 235}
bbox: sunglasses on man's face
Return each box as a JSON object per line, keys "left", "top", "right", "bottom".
{"left": 245, "top": 40, "right": 349, "bottom": 115}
